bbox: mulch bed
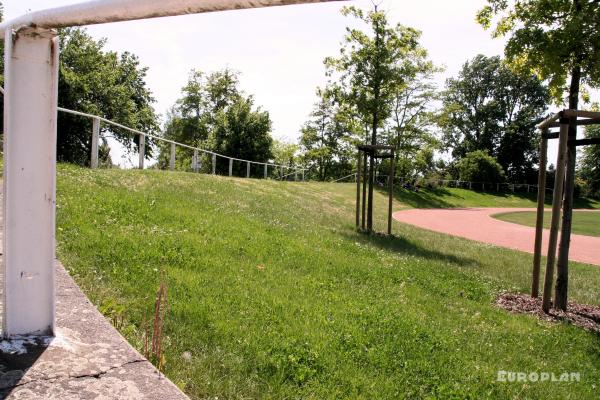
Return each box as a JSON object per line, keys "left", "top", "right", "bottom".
{"left": 495, "top": 292, "right": 600, "bottom": 333}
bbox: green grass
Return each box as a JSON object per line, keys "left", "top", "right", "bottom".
{"left": 389, "top": 186, "right": 600, "bottom": 210}
{"left": 56, "top": 165, "right": 600, "bottom": 399}
{"left": 493, "top": 211, "right": 600, "bottom": 237}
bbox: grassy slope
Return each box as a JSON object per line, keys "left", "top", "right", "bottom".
{"left": 56, "top": 165, "right": 600, "bottom": 400}
{"left": 390, "top": 186, "right": 600, "bottom": 210}
{"left": 493, "top": 211, "right": 600, "bottom": 237}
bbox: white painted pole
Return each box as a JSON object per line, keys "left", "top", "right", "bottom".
{"left": 212, "top": 154, "right": 216, "bottom": 174}
{"left": 3, "top": 27, "right": 59, "bottom": 337}
{"left": 138, "top": 133, "right": 145, "bottom": 169}
{"left": 246, "top": 161, "right": 250, "bottom": 178}
{"left": 170, "top": 142, "right": 176, "bottom": 171}
{"left": 264, "top": 164, "right": 268, "bottom": 179}
{"left": 294, "top": 170, "right": 298, "bottom": 181}
{"left": 229, "top": 158, "right": 233, "bottom": 177}
{"left": 193, "top": 149, "right": 198, "bottom": 172}
{"left": 302, "top": 169, "right": 305, "bottom": 181}
{"left": 90, "top": 117, "right": 99, "bottom": 169}
{"left": 0, "top": 0, "right": 341, "bottom": 36}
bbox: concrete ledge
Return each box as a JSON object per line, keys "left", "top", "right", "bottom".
{"left": 0, "top": 262, "right": 189, "bottom": 399}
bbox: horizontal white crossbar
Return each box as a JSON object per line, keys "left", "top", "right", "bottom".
{"left": 0, "top": 0, "right": 341, "bottom": 36}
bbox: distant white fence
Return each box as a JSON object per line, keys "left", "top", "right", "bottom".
{"left": 59, "top": 105, "right": 307, "bottom": 180}
{"left": 0, "top": 85, "right": 306, "bottom": 181}
{"left": 331, "top": 172, "right": 551, "bottom": 194}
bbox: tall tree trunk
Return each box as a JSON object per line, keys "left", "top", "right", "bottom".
{"left": 367, "top": 11, "right": 382, "bottom": 233}
{"left": 555, "top": 59, "right": 581, "bottom": 310}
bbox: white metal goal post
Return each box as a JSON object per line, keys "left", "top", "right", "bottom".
{"left": 0, "top": 0, "right": 341, "bottom": 338}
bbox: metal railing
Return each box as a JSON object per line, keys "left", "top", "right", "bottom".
{"left": 0, "top": 0, "right": 339, "bottom": 339}
{"left": 0, "top": 85, "right": 306, "bottom": 180}
{"left": 328, "top": 170, "right": 552, "bottom": 194}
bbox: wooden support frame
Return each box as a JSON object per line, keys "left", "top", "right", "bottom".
{"left": 531, "top": 127, "right": 548, "bottom": 298}
{"left": 532, "top": 109, "right": 600, "bottom": 313}
{"left": 355, "top": 144, "right": 395, "bottom": 235}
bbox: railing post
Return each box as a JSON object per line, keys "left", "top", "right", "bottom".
{"left": 169, "top": 142, "right": 176, "bottom": 171}
{"left": 294, "top": 170, "right": 298, "bottom": 181}
{"left": 264, "top": 164, "right": 268, "bottom": 179}
{"left": 3, "top": 27, "right": 59, "bottom": 337}
{"left": 193, "top": 149, "right": 198, "bottom": 172}
{"left": 90, "top": 117, "right": 100, "bottom": 169}
{"left": 302, "top": 169, "right": 305, "bottom": 181}
{"left": 212, "top": 154, "right": 216, "bottom": 174}
{"left": 138, "top": 134, "right": 145, "bottom": 169}
{"left": 229, "top": 158, "right": 233, "bottom": 177}
{"left": 246, "top": 161, "right": 250, "bottom": 178}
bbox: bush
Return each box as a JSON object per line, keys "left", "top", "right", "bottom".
{"left": 456, "top": 151, "right": 505, "bottom": 183}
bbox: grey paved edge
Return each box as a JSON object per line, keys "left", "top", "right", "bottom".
{"left": 0, "top": 261, "right": 189, "bottom": 400}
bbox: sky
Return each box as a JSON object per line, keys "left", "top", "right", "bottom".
{"left": 5, "top": 0, "right": 565, "bottom": 168}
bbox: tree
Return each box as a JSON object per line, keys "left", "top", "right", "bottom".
{"left": 57, "top": 28, "right": 158, "bottom": 165}
{"left": 456, "top": 150, "right": 505, "bottom": 183}
{"left": 161, "top": 69, "right": 273, "bottom": 175}
{"left": 271, "top": 140, "right": 300, "bottom": 178}
{"left": 326, "top": 6, "right": 424, "bottom": 146}
{"left": 440, "top": 55, "right": 548, "bottom": 182}
{"left": 385, "top": 57, "right": 440, "bottom": 180}
{"left": 477, "top": 0, "right": 600, "bottom": 108}
{"left": 299, "top": 88, "right": 354, "bottom": 181}
{"left": 580, "top": 125, "right": 600, "bottom": 198}
{"left": 478, "top": 0, "right": 600, "bottom": 311}
{"left": 212, "top": 96, "right": 273, "bottom": 176}
{"left": 326, "top": 5, "right": 434, "bottom": 228}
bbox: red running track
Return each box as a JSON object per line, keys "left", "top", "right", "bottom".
{"left": 392, "top": 208, "right": 600, "bottom": 266}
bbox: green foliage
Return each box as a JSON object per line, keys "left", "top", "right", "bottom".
{"left": 456, "top": 150, "right": 506, "bottom": 183}
{"left": 161, "top": 69, "right": 273, "bottom": 175}
{"left": 580, "top": 124, "right": 600, "bottom": 198}
{"left": 56, "top": 164, "right": 599, "bottom": 399}
{"left": 300, "top": 88, "right": 355, "bottom": 181}
{"left": 325, "top": 6, "right": 425, "bottom": 145}
{"left": 313, "top": 5, "right": 439, "bottom": 181}
{"left": 477, "top": 0, "right": 600, "bottom": 105}
{"left": 440, "top": 55, "right": 548, "bottom": 182}
{"left": 57, "top": 28, "right": 158, "bottom": 165}
{"left": 386, "top": 64, "right": 440, "bottom": 179}
{"left": 271, "top": 140, "right": 299, "bottom": 169}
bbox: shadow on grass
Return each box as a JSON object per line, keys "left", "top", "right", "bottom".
{"left": 341, "top": 229, "right": 477, "bottom": 268}
{"left": 388, "top": 187, "right": 456, "bottom": 209}
{"left": 375, "top": 186, "right": 599, "bottom": 209}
